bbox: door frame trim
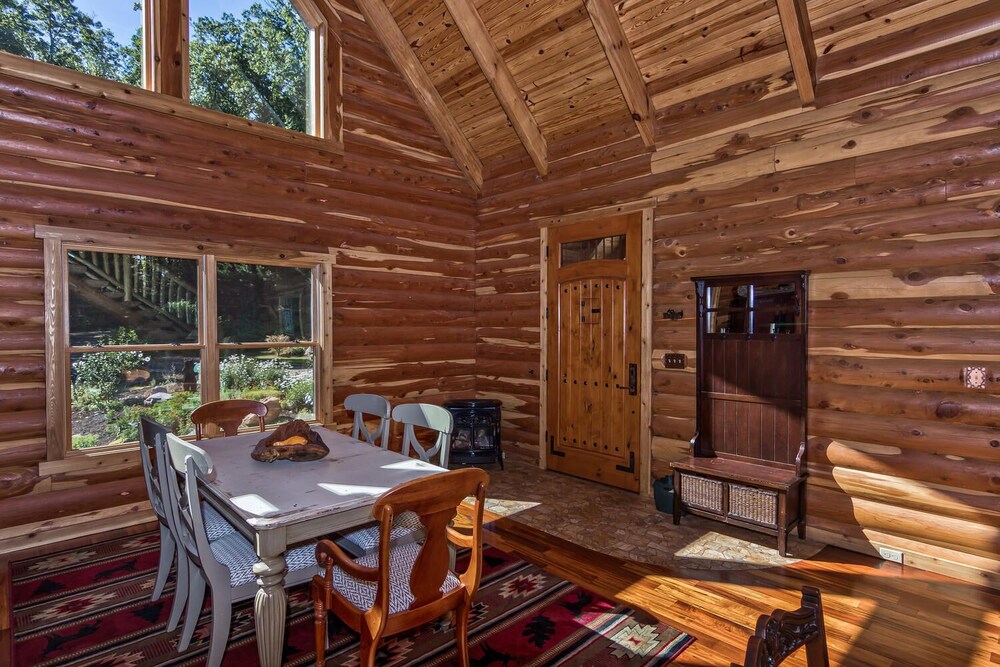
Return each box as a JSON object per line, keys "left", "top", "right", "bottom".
{"left": 537, "top": 203, "right": 654, "bottom": 496}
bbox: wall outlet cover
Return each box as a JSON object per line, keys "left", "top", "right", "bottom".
{"left": 964, "top": 367, "right": 987, "bottom": 389}
{"left": 878, "top": 546, "right": 904, "bottom": 564}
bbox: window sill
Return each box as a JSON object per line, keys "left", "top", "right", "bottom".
{"left": 0, "top": 52, "right": 344, "bottom": 160}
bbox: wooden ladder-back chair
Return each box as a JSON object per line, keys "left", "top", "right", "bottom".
{"left": 163, "top": 433, "right": 318, "bottom": 667}
{"left": 392, "top": 403, "right": 453, "bottom": 468}
{"left": 191, "top": 399, "right": 267, "bottom": 440}
{"left": 735, "top": 586, "right": 830, "bottom": 667}
{"left": 312, "top": 467, "right": 489, "bottom": 667}
{"left": 346, "top": 393, "right": 392, "bottom": 449}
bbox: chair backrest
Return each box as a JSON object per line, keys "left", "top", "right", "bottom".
{"left": 735, "top": 586, "right": 830, "bottom": 667}
{"left": 191, "top": 399, "right": 267, "bottom": 440}
{"left": 371, "top": 468, "right": 488, "bottom": 620}
{"left": 163, "top": 433, "right": 224, "bottom": 578}
{"left": 345, "top": 393, "right": 391, "bottom": 449}
{"left": 392, "top": 403, "right": 453, "bottom": 467}
{"left": 138, "top": 417, "right": 172, "bottom": 527}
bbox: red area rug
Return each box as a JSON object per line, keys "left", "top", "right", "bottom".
{"left": 10, "top": 531, "right": 694, "bottom": 666}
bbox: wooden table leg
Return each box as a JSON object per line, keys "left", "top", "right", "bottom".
{"left": 253, "top": 552, "right": 289, "bottom": 667}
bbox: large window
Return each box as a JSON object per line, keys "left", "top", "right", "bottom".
{"left": 189, "top": 0, "right": 310, "bottom": 133}
{"left": 41, "top": 228, "right": 331, "bottom": 454}
{"left": 0, "top": 0, "right": 340, "bottom": 147}
{"left": 0, "top": 0, "right": 142, "bottom": 86}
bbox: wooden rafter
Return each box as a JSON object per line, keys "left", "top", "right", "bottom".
{"left": 354, "top": 0, "right": 484, "bottom": 191}
{"left": 584, "top": 0, "right": 655, "bottom": 148}
{"left": 442, "top": 0, "right": 548, "bottom": 177}
{"left": 776, "top": 0, "right": 818, "bottom": 106}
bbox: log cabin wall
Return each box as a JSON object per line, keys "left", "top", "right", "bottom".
{"left": 0, "top": 10, "right": 477, "bottom": 548}
{"left": 475, "top": 59, "right": 1000, "bottom": 586}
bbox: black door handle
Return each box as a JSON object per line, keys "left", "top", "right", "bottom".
{"left": 628, "top": 363, "right": 637, "bottom": 395}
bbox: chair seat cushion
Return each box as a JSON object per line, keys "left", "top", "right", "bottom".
{"left": 338, "top": 511, "right": 424, "bottom": 554}
{"left": 203, "top": 505, "right": 238, "bottom": 542}
{"left": 333, "top": 541, "right": 460, "bottom": 614}
{"left": 210, "top": 532, "right": 318, "bottom": 588}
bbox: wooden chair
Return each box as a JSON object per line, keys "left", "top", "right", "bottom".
{"left": 392, "top": 403, "right": 454, "bottom": 468}
{"left": 191, "top": 399, "right": 267, "bottom": 440}
{"left": 345, "top": 393, "right": 392, "bottom": 449}
{"left": 163, "top": 433, "right": 318, "bottom": 667}
{"left": 735, "top": 586, "right": 830, "bottom": 667}
{"left": 311, "top": 468, "right": 489, "bottom": 667}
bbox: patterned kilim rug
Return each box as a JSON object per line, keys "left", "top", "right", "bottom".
{"left": 10, "top": 531, "right": 694, "bottom": 666}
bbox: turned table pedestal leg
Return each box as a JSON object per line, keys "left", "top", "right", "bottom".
{"left": 253, "top": 551, "right": 289, "bottom": 667}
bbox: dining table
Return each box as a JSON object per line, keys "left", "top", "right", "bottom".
{"left": 194, "top": 425, "right": 447, "bottom": 667}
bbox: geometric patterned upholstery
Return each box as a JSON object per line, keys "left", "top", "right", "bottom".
{"left": 332, "top": 541, "right": 460, "bottom": 614}
{"left": 338, "top": 511, "right": 424, "bottom": 554}
{"left": 209, "top": 531, "right": 318, "bottom": 588}
{"left": 203, "top": 505, "right": 237, "bottom": 542}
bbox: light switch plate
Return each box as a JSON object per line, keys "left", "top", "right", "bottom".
{"left": 964, "top": 367, "right": 987, "bottom": 389}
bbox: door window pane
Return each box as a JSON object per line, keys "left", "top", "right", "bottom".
{"left": 68, "top": 251, "right": 199, "bottom": 346}
{"left": 71, "top": 350, "right": 201, "bottom": 448}
{"left": 217, "top": 263, "right": 312, "bottom": 342}
{"left": 560, "top": 234, "right": 626, "bottom": 266}
{"left": 219, "top": 349, "right": 314, "bottom": 423}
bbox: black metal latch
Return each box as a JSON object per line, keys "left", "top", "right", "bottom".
{"left": 628, "top": 363, "right": 637, "bottom": 395}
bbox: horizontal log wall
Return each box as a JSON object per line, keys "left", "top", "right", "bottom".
{"left": 476, "top": 59, "right": 1000, "bottom": 586}
{"left": 0, "top": 13, "right": 476, "bottom": 534}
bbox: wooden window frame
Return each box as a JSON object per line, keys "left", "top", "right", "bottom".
{"left": 0, "top": 0, "right": 343, "bottom": 154}
{"left": 37, "top": 226, "right": 335, "bottom": 462}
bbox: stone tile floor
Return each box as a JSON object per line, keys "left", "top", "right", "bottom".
{"left": 482, "top": 457, "right": 824, "bottom": 571}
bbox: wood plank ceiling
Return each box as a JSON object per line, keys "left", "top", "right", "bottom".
{"left": 345, "top": 0, "right": 1000, "bottom": 190}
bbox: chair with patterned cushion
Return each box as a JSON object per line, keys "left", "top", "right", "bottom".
{"left": 140, "top": 418, "right": 238, "bottom": 632}
{"left": 393, "top": 403, "right": 454, "bottom": 468}
{"left": 191, "top": 399, "right": 267, "bottom": 440}
{"left": 163, "top": 433, "right": 318, "bottom": 667}
{"left": 336, "top": 394, "right": 423, "bottom": 556}
{"left": 312, "top": 467, "right": 489, "bottom": 667}
{"left": 345, "top": 393, "right": 392, "bottom": 449}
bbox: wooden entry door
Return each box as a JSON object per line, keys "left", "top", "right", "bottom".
{"left": 545, "top": 214, "right": 642, "bottom": 492}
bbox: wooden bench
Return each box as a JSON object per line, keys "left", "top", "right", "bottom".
{"left": 671, "top": 443, "right": 806, "bottom": 557}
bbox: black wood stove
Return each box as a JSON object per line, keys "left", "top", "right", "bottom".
{"left": 444, "top": 398, "right": 503, "bottom": 468}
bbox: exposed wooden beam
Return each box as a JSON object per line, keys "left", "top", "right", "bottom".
{"left": 353, "top": 0, "right": 484, "bottom": 191}
{"left": 142, "top": 0, "right": 188, "bottom": 99}
{"left": 776, "top": 0, "right": 818, "bottom": 106}
{"left": 442, "top": 0, "right": 548, "bottom": 177}
{"left": 583, "top": 0, "right": 655, "bottom": 148}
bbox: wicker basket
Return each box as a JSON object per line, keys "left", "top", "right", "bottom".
{"left": 729, "top": 484, "right": 778, "bottom": 526}
{"left": 680, "top": 474, "right": 723, "bottom": 513}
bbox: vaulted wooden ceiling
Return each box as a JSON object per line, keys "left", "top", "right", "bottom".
{"left": 339, "top": 0, "right": 1000, "bottom": 190}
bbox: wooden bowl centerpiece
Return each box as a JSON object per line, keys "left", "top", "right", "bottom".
{"left": 251, "top": 420, "right": 329, "bottom": 462}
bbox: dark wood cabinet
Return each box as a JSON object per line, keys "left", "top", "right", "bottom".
{"left": 671, "top": 271, "right": 808, "bottom": 556}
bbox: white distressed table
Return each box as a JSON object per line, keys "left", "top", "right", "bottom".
{"left": 195, "top": 426, "right": 446, "bottom": 667}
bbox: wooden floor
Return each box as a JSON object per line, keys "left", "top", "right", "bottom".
{"left": 482, "top": 515, "right": 999, "bottom": 667}
{"left": 2, "top": 515, "right": 997, "bottom": 666}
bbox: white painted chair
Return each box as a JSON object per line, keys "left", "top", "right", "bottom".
{"left": 394, "top": 403, "right": 454, "bottom": 468}
{"left": 163, "top": 433, "right": 318, "bottom": 667}
{"left": 140, "top": 417, "right": 237, "bottom": 633}
{"left": 345, "top": 393, "right": 392, "bottom": 449}
{"left": 338, "top": 394, "right": 424, "bottom": 556}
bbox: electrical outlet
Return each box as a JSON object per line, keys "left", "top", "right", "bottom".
{"left": 878, "top": 546, "right": 904, "bottom": 564}
{"left": 964, "top": 367, "right": 987, "bottom": 389}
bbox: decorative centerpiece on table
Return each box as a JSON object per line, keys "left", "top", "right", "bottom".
{"left": 251, "top": 420, "right": 329, "bottom": 462}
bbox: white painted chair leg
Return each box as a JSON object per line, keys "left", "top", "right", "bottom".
{"left": 153, "top": 524, "right": 175, "bottom": 601}
{"left": 205, "top": 588, "right": 233, "bottom": 667}
{"left": 178, "top": 568, "right": 206, "bottom": 651}
{"left": 166, "top": 552, "right": 189, "bottom": 632}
